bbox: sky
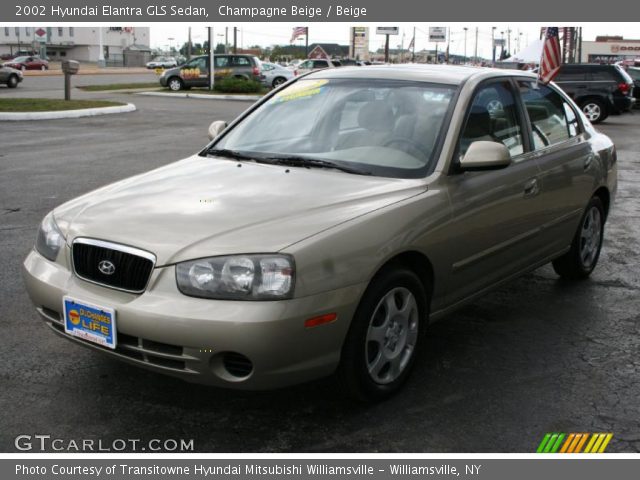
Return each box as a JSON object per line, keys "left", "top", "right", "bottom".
{"left": 149, "top": 22, "right": 640, "bottom": 59}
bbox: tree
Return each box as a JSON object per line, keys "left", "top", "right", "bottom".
{"left": 215, "top": 43, "right": 225, "bottom": 54}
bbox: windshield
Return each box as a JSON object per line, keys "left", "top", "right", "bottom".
{"left": 12, "top": 56, "right": 28, "bottom": 62}
{"left": 211, "top": 78, "right": 457, "bottom": 178}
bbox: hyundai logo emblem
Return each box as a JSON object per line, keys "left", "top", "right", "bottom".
{"left": 98, "top": 260, "right": 116, "bottom": 275}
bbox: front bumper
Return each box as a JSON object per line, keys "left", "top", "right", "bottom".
{"left": 22, "top": 248, "right": 365, "bottom": 390}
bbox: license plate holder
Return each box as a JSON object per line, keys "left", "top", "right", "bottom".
{"left": 62, "top": 296, "right": 117, "bottom": 349}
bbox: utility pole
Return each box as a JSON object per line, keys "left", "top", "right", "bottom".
{"left": 233, "top": 27, "right": 237, "bottom": 54}
{"left": 507, "top": 28, "right": 512, "bottom": 57}
{"left": 412, "top": 26, "right": 416, "bottom": 62}
{"left": 208, "top": 26, "right": 214, "bottom": 91}
{"left": 578, "top": 27, "right": 583, "bottom": 63}
{"left": 225, "top": 27, "right": 228, "bottom": 53}
{"left": 384, "top": 34, "right": 390, "bottom": 63}
{"left": 463, "top": 27, "right": 468, "bottom": 63}
{"left": 474, "top": 27, "right": 478, "bottom": 63}
{"left": 187, "top": 27, "right": 192, "bottom": 60}
{"left": 491, "top": 26, "right": 496, "bottom": 64}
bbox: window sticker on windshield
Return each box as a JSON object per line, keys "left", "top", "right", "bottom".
{"left": 272, "top": 79, "right": 329, "bottom": 103}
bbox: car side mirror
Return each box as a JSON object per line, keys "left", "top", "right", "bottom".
{"left": 208, "top": 120, "right": 227, "bottom": 140}
{"left": 459, "top": 141, "right": 512, "bottom": 171}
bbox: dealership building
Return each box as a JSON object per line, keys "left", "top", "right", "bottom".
{"left": 581, "top": 36, "right": 640, "bottom": 64}
{"left": 0, "top": 26, "right": 150, "bottom": 64}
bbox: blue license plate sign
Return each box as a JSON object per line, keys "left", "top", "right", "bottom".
{"left": 63, "top": 296, "right": 117, "bottom": 349}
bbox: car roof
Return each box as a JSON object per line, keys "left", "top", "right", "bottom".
{"left": 305, "top": 64, "right": 537, "bottom": 85}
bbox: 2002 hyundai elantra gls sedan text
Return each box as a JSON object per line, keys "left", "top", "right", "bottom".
{"left": 23, "top": 65, "right": 617, "bottom": 400}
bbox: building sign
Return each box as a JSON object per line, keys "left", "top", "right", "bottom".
{"left": 376, "top": 27, "right": 399, "bottom": 36}
{"left": 351, "top": 26, "right": 370, "bottom": 61}
{"left": 35, "top": 28, "right": 46, "bottom": 43}
{"left": 610, "top": 44, "right": 640, "bottom": 53}
{"left": 429, "top": 27, "right": 447, "bottom": 43}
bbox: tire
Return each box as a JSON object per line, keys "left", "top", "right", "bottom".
{"left": 20, "top": 65, "right": 26, "bottom": 71}
{"left": 167, "top": 77, "right": 184, "bottom": 91}
{"left": 580, "top": 98, "right": 608, "bottom": 124}
{"left": 272, "top": 76, "right": 287, "bottom": 88}
{"left": 337, "top": 267, "right": 428, "bottom": 401}
{"left": 40, "top": 65, "right": 46, "bottom": 71}
{"left": 552, "top": 196, "right": 605, "bottom": 279}
{"left": 7, "top": 75, "right": 18, "bottom": 88}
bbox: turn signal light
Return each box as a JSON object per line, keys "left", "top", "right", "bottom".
{"left": 304, "top": 313, "right": 337, "bottom": 328}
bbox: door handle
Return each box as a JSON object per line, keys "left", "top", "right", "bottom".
{"left": 523, "top": 178, "right": 540, "bottom": 198}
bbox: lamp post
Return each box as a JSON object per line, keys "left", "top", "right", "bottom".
{"left": 491, "top": 26, "right": 496, "bottom": 64}
{"left": 463, "top": 27, "right": 468, "bottom": 63}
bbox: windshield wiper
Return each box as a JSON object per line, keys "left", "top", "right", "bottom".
{"left": 263, "top": 155, "right": 371, "bottom": 175}
{"left": 205, "top": 148, "right": 258, "bottom": 161}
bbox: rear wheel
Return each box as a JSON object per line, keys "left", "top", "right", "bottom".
{"left": 167, "top": 77, "right": 184, "bottom": 91}
{"left": 552, "top": 196, "right": 605, "bottom": 279}
{"left": 338, "top": 267, "right": 427, "bottom": 401}
{"left": 580, "top": 98, "right": 607, "bottom": 124}
{"left": 7, "top": 74, "right": 18, "bottom": 88}
{"left": 40, "top": 65, "right": 46, "bottom": 71}
{"left": 272, "top": 76, "right": 287, "bottom": 88}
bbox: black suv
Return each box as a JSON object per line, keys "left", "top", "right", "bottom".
{"left": 553, "top": 64, "right": 635, "bottom": 123}
{"left": 626, "top": 67, "right": 640, "bottom": 106}
{"left": 159, "top": 54, "right": 262, "bottom": 91}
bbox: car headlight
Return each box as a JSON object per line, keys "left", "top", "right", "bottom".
{"left": 35, "top": 212, "right": 65, "bottom": 261}
{"left": 176, "top": 254, "right": 294, "bottom": 300}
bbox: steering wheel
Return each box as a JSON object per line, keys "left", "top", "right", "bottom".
{"left": 382, "top": 137, "right": 428, "bottom": 160}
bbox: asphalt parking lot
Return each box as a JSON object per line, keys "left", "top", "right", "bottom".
{"left": 1, "top": 85, "right": 639, "bottom": 453}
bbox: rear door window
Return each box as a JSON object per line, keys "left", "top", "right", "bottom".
{"left": 233, "top": 56, "right": 251, "bottom": 66}
{"left": 555, "top": 66, "right": 589, "bottom": 82}
{"left": 313, "top": 60, "right": 329, "bottom": 69}
{"left": 518, "top": 81, "right": 580, "bottom": 149}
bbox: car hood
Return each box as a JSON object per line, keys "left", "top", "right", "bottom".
{"left": 54, "top": 155, "right": 426, "bottom": 266}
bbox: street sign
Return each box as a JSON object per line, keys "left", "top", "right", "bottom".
{"left": 494, "top": 38, "right": 506, "bottom": 47}
{"left": 35, "top": 27, "right": 46, "bottom": 43}
{"left": 376, "top": 27, "right": 399, "bottom": 36}
{"left": 429, "top": 27, "right": 447, "bottom": 42}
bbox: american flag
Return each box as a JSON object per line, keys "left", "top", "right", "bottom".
{"left": 539, "top": 27, "right": 562, "bottom": 84}
{"left": 408, "top": 36, "right": 415, "bottom": 51}
{"left": 290, "top": 27, "right": 308, "bottom": 44}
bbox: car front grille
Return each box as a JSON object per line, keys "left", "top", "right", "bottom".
{"left": 72, "top": 238, "right": 155, "bottom": 293}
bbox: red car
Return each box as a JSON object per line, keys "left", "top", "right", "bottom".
{"left": 3, "top": 56, "right": 48, "bottom": 71}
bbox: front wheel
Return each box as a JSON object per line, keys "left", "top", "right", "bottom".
{"left": 552, "top": 196, "right": 605, "bottom": 279}
{"left": 337, "top": 267, "right": 427, "bottom": 401}
{"left": 167, "top": 77, "right": 184, "bottom": 91}
{"left": 7, "top": 75, "right": 18, "bottom": 88}
{"left": 40, "top": 65, "right": 46, "bottom": 71}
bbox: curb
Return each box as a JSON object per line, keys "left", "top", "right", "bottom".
{"left": 136, "top": 91, "right": 263, "bottom": 102}
{"left": 0, "top": 103, "right": 137, "bottom": 121}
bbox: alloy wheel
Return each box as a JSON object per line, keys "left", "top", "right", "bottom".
{"left": 580, "top": 206, "right": 602, "bottom": 269}
{"left": 582, "top": 103, "right": 602, "bottom": 122}
{"left": 365, "top": 287, "right": 419, "bottom": 385}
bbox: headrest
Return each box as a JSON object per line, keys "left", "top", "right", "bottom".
{"left": 358, "top": 101, "right": 394, "bottom": 132}
{"left": 464, "top": 104, "right": 492, "bottom": 138}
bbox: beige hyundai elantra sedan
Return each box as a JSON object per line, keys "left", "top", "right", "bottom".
{"left": 23, "top": 65, "right": 617, "bottom": 400}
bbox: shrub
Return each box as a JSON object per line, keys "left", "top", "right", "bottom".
{"left": 214, "top": 77, "right": 262, "bottom": 94}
